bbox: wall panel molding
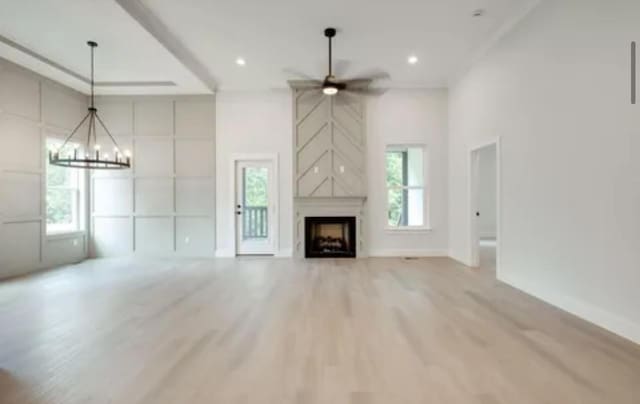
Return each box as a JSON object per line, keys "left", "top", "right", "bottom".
{"left": 91, "top": 95, "right": 215, "bottom": 258}
{"left": 0, "top": 57, "right": 88, "bottom": 279}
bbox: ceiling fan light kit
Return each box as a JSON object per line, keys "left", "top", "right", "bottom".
{"left": 322, "top": 84, "right": 339, "bottom": 95}
{"left": 49, "top": 41, "right": 131, "bottom": 170}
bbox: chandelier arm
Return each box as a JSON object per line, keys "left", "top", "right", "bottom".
{"left": 95, "top": 112, "right": 122, "bottom": 151}
{"left": 57, "top": 111, "right": 91, "bottom": 152}
{"left": 92, "top": 111, "right": 98, "bottom": 149}
{"left": 86, "top": 112, "right": 95, "bottom": 152}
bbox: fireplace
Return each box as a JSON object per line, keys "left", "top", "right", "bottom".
{"left": 305, "top": 216, "right": 356, "bottom": 258}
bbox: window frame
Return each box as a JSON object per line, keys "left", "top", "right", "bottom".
{"left": 45, "top": 136, "right": 87, "bottom": 237}
{"left": 384, "top": 144, "right": 431, "bottom": 232}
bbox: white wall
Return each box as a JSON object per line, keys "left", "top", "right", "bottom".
{"left": 0, "top": 58, "right": 88, "bottom": 279}
{"left": 216, "top": 89, "right": 449, "bottom": 258}
{"left": 215, "top": 90, "right": 292, "bottom": 256}
{"left": 477, "top": 145, "right": 497, "bottom": 238}
{"left": 91, "top": 95, "right": 216, "bottom": 257}
{"left": 367, "top": 89, "right": 449, "bottom": 256}
{"left": 449, "top": 0, "right": 640, "bottom": 343}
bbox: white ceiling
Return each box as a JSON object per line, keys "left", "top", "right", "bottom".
{"left": 0, "top": 0, "right": 539, "bottom": 94}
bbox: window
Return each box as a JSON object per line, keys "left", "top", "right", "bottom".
{"left": 385, "top": 145, "right": 426, "bottom": 228}
{"left": 46, "top": 138, "right": 84, "bottom": 234}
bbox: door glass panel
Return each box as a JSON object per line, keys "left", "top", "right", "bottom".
{"left": 243, "top": 166, "right": 269, "bottom": 240}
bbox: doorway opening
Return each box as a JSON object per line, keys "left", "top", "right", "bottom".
{"left": 234, "top": 157, "right": 277, "bottom": 255}
{"left": 469, "top": 139, "right": 500, "bottom": 275}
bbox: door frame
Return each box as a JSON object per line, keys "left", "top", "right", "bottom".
{"left": 468, "top": 137, "right": 501, "bottom": 274}
{"left": 229, "top": 153, "right": 279, "bottom": 256}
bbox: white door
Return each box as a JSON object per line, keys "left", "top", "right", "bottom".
{"left": 235, "top": 160, "right": 275, "bottom": 255}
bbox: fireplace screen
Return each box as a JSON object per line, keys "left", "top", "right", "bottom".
{"left": 305, "top": 217, "right": 356, "bottom": 258}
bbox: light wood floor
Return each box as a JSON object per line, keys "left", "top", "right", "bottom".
{"left": 1, "top": 252, "right": 639, "bottom": 404}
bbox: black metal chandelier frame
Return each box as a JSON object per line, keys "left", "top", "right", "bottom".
{"left": 49, "top": 41, "right": 130, "bottom": 170}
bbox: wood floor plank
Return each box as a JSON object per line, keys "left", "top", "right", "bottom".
{"left": 0, "top": 253, "right": 638, "bottom": 404}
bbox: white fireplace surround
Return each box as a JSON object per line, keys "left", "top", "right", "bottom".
{"left": 294, "top": 197, "right": 367, "bottom": 258}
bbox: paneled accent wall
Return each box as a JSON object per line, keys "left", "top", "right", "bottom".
{"left": 291, "top": 87, "right": 368, "bottom": 257}
{"left": 91, "top": 95, "right": 215, "bottom": 257}
{"left": 293, "top": 89, "right": 366, "bottom": 197}
{"left": 0, "top": 58, "right": 88, "bottom": 279}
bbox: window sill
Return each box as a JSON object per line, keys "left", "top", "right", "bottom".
{"left": 384, "top": 226, "right": 433, "bottom": 234}
{"left": 46, "top": 230, "right": 85, "bottom": 240}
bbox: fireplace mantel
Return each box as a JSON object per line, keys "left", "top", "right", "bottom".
{"left": 294, "top": 196, "right": 367, "bottom": 207}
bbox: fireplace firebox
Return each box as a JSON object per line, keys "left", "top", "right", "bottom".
{"left": 305, "top": 216, "right": 356, "bottom": 258}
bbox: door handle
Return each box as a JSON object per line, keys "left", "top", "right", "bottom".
{"left": 236, "top": 211, "right": 242, "bottom": 215}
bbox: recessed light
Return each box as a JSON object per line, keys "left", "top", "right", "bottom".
{"left": 408, "top": 55, "right": 418, "bottom": 65}
{"left": 472, "top": 9, "right": 485, "bottom": 17}
{"left": 236, "top": 57, "right": 246, "bottom": 66}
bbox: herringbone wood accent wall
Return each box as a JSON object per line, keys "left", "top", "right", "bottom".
{"left": 293, "top": 89, "right": 366, "bottom": 197}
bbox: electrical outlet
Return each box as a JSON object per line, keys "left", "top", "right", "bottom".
{"left": 314, "top": 166, "right": 319, "bottom": 174}
{"left": 339, "top": 165, "right": 345, "bottom": 173}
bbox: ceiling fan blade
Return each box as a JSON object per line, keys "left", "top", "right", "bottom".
{"left": 341, "top": 78, "right": 372, "bottom": 89}
{"left": 287, "top": 79, "right": 323, "bottom": 89}
{"left": 344, "top": 87, "right": 389, "bottom": 96}
{"left": 344, "top": 70, "right": 391, "bottom": 83}
{"left": 282, "top": 68, "right": 320, "bottom": 82}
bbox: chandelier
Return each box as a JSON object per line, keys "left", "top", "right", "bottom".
{"left": 49, "top": 41, "right": 131, "bottom": 169}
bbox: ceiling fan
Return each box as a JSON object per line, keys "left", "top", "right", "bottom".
{"left": 288, "top": 28, "right": 389, "bottom": 96}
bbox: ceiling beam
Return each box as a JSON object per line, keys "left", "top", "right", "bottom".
{"left": 113, "top": 0, "right": 218, "bottom": 92}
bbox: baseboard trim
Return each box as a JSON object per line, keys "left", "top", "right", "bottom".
{"left": 369, "top": 249, "right": 449, "bottom": 258}
{"left": 215, "top": 249, "right": 235, "bottom": 258}
{"left": 447, "top": 251, "right": 474, "bottom": 267}
{"left": 274, "top": 248, "right": 293, "bottom": 257}
{"left": 216, "top": 248, "right": 292, "bottom": 258}
{"left": 499, "top": 273, "right": 640, "bottom": 345}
